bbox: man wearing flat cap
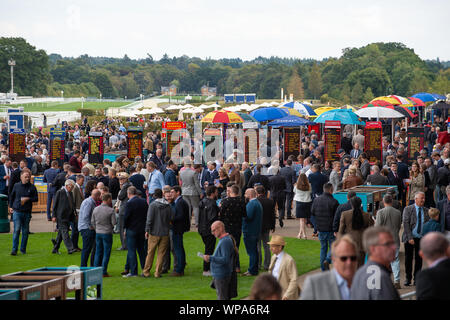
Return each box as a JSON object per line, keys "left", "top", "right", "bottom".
{"left": 268, "top": 235, "right": 300, "bottom": 300}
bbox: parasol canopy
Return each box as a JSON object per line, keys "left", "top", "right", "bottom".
{"left": 431, "top": 101, "right": 450, "bottom": 110}
{"left": 201, "top": 110, "right": 244, "bottom": 123}
{"left": 361, "top": 102, "right": 416, "bottom": 119}
{"left": 431, "top": 93, "right": 447, "bottom": 100}
{"left": 371, "top": 96, "right": 400, "bottom": 105}
{"left": 281, "top": 101, "right": 317, "bottom": 116}
{"left": 313, "top": 106, "right": 336, "bottom": 115}
{"left": 166, "top": 104, "right": 185, "bottom": 110}
{"left": 355, "top": 106, "right": 405, "bottom": 119}
{"left": 279, "top": 107, "right": 304, "bottom": 117}
{"left": 408, "top": 97, "right": 426, "bottom": 107}
{"left": 314, "top": 109, "right": 365, "bottom": 125}
{"left": 388, "top": 95, "right": 414, "bottom": 107}
{"left": 250, "top": 107, "right": 288, "bottom": 121}
{"left": 268, "top": 115, "right": 315, "bottom": 127}
{"left": 411, "top": 93, "right": 437, "bottom": 103}
{"left": 235, "top": 112, "right": 258, "bottom": 122}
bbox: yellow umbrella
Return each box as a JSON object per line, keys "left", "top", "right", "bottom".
{"left": 201, "top": 110, "right": 244, "bottom": 123}
{"left": 371, "top": 96, "right": 400, "bottom": 105}
{"left": 314, "top": 106, "right": 336, "bottom": 115}
{"left": 279, "top": 107, "right": 304, "bottom": 117}
{"left": 341, "top": 105, "right": 358, "bottom": 112}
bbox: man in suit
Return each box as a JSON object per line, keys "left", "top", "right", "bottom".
{"left": 350, "top": 143, "right": 362, "bottom": 160}
{"left": 52, "top": 179, "right": 78, "bottom": 254}
{"left": 366, "top": 165, "right": 389, "bottom": 186}
{"left": 388, "top": 162, "right": 404, "bottom": 205}
{"left": 123, "top": 186, "right": 149, "bottom": 277}
{"left": 416, "top": 232, "right": 450, "bottom": 300}
{"left": 359, "top": 153, "right": 370, "bottom": 182}
{"left": 269, "top": 168, "right": 286, "bottom": 227}
{"left": 128, "top": 165, "right": 146, "bottom": 196}
{"left": 268, "top": 235, "right": 300, "bottom": 300}
{"left": 402, "top": 192, "right": 429, "bottom": 286}
{"left": 255, "top": 186, "right": 275, "bottom": 271}
{"left": 179, "top": 162, "right": 203, "bottom": 226}
{"left": 437, "top": 185, "right": 450, "bottom": 233}
{"left": 333, "top": 191, "right": 356, "bottom": 234}
{"left": 8, "top": 161, "right": 22, "bottom": 198}
{"left": 150, "top": 148, "right": 164, "bottom": 171}
{"left": 280, "top": 159, "right": 296, "bottom": 220}
{"left": 301, "top": 235, "right": 358, "bottom": 300}
{"left": 0, "top": 156, "right": 12, "bottom": 196}
{"left": 375, "top": 194, "right": 402, "bottom": 289}
{"left": 170, "top": 186, "right": 191, "bottom": 276}
{"left": 43, "top": 160, "right": 61, "bottom": 221}
{"left": 241, "top": 162, "right": 253, "bottom": 193}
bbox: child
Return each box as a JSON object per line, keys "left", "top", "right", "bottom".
{"left": 422, "top": 208, "right": 442, "bottom": 236}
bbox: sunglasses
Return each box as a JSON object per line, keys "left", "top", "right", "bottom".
{"left": 337, "top": 255, "right": 357, "bottom": 262}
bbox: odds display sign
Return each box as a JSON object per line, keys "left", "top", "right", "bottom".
{"left": 324, "top": 120, "right": 341, "bottom": 162}
{"left": 283, "top": 128, "right": 300, "bottom": 162}
{"left": 162, "top": 122, "right": 186, "bottom": 159}
{"left": 244, "top": 129, "right": 259, "bottom": 165}
{"left": 127, "top": 126, "right": 143, "bottom": 162}
{"left": 88, "top": 132, "right": 104, "bottom": 166}
{"left": 407, "top": 127, "right": 425, "bottom": 165}
{"left": 9, "top": 128, "right": 25, "bottom": 163}
{"left": 50, "top": 128, "right": 65, "bottom": 167}
{"left": 364, "top": 121, "right": 382, "bottom": 165}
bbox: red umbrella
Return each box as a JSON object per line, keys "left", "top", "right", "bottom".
{"left": 408, "top": 97, "right": 426, "bottom": 107}
{"left": 362, "top": 102, "right": 417, "bottom": 119}
{"left": 369, "top": 99, "right": 395, "bottom": 107}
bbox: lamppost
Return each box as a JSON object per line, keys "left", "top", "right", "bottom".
{"left": 140, "top": 93, "right": 143, "bottom": 106}
{"left": 100, "top": 93, "right": 102, "bottom": 100}
{"left": 8, "top": 59, "right": 15, "bottom": 93}
{"left": 81, "top": 96, "right": 85, "bottom": 109}
{"left": 61, "top": 90, "right": 64, "bottom": 99}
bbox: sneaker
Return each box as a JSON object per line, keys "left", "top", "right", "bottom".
{"left": 120, "top": 270, "right": 130, "bottom": 275}
{"left": 202, "top": 271, "right": 212, "bottom": 276}
{"left": 122, "top": 273, "right": 137, "bottom": 278}
{"left": 242, "top": 271, "right": 257, "bottom": 277}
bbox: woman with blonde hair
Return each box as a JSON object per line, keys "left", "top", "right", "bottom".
{"left": 293, "top": 173, "right": 312, "bottom": 239}
{"left": 408, "top": 161, "right": 425, "bottom": 204}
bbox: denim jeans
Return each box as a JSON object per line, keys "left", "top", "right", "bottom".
{"left": 172, "top": 233, "right": 186, "bottom": 274}
{"left": 284, "top": 192, "right": 294, "bottom": 218}
{"left": 243, "top": 233, "right": 259, "bottom": 275}
{"left": 318, "top": 231, "right": 335, "bottom": 271}
{"left": 12, "top": 211, "right": 31, "bottom": 253}
{"left": 126, "top": 229, "right": 147, "bottom": 275}
{"left": 391, "top": 248, "right": 400, "bottom": 282}
{"left": 94, "top": 233, "right": 113, "bottom": 275}
{"left": 70, "top": 219, "right": 79, "bottom": 249}
{"left": 80, "top": 229, "right": 96, "bottom": 267}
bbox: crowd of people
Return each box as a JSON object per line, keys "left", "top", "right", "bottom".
{"left": 3, "top": 113, "right": 450, "bottom": 300}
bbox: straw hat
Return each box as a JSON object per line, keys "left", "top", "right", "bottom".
{"left": 267, "top": 235, "right": 286, "bottom": 246}
{"left": 117, "top": 172, "right": 129, "bottom": 179}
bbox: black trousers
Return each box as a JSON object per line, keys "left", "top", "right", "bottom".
{"left": 271, "top": 193, "right": 286, "bottom": 218}
{"left": 404, "top": 238, "right": 422, "bottom": 282}
{"left": 54, "top": 221, "right": 75, "bottom": 252}
{"left": 284, "top": 192, "right": 294, "bottom": 218}
{"left": 201, "top": 234, "right": 216, "bottom": 272}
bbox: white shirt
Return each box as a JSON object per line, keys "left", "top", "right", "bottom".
{"left": 4, "top": 165, "right": 10, "bottom": 186}
{"left": 293, "top": 186, "right": 312, "bottom": 202}
{"left": 272, "top": 251, "right": 284, "bottom": 280}
{"left": 332, "top": 269, "right": 350, "bottom": 300}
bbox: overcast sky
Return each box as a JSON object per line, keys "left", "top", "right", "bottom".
{"left": 1, "top": 0, "right": 449, "bottom": 61}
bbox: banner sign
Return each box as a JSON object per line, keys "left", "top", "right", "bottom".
{"left": 50, "top": 128, "right": 66, "bottom": 167}
{"left": 33, "top": 176, "right": 47, "bottom": 193}
{"left": 283, "top": 128, "right": 301, "bottom": 162}
{"left": 364, "top": 121, "right": 383, "bottom": 165}
{"left": 162, "top": 121, "right": 186, "bottom": 131}
{"left": 127, "top": 126, "right": 143, "bottom": 162}
{"left": 88, "top": 131, "right": 104, "bottom": 166}
{"left": 407, "top": 127, "right": 425, "bottom": 165}
{"left": 324, "top": 120, "right": 341, "bottom": 162}
{"left": 9, "top": 129, "right": 25, "bottom": 163}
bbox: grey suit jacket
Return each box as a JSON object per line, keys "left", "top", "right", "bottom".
{"left": 300, "top": 271, "right": 342, "bottom": 300}
{"left": 402, "top": 204, "right": 429, "bottom": 243}
{"left": 179, "top": 169, "right": 202, "bottom": 196}
{"left": 375, "top": 206, "right": 402, "bottom": 246}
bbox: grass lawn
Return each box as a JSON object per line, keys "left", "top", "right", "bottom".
{"left": 0, "top": 101, "right": 130, "bottom": 112}
{"left": 0, "top": 231, "right": 320, "bottom": 300}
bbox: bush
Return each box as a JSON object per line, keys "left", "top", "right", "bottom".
{"left": 77, "top": 108, "right": 95, "bottom": 117}
{"left": 320, "top": 94, "right": 329, "bottom": 104}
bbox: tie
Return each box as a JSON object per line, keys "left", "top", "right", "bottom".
{"left": 417, "top": 207, "right": 422, "bottom": 235}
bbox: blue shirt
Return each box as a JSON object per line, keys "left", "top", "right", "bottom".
{"left": 209, "top": 234, "right": 234, "bottom": 280}
{"left": 147, "top": 170, "right": 166, "bottom": 194}
{"left": 78, "top": 197, "right": 97, "bottom": 231}
{"left": 333, "top": 269, "right": 350, "bottom": 300}
{"left": 412, "top": 204, "right": 425, "bottom": 238}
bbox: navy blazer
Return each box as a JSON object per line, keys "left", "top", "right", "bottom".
{"left": 308, "top": 171, "right": 329, "bottom": 197}
{"left": 172, "top": 197, "right": 190, "bottom": 234}
{"left": 0, "top": 164, "right": 9, "bottom": 194}
{"left": 124, "top": 196, "right": 149, "bottom": 233}
{"left": 397, "top": 161, "right": 409, "bottom": 180}
{"left": 164, "top": 169, "right": 178, "bottom": 187}
{"left": 437, "top": 199, "right": 449, "bottom": 232}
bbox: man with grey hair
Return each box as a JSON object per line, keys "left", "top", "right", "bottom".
{"left": 416, "top": 232, "right": 450, "bottom": 300}
{"left": 350, "top": 226, "right": 400, "bottom": 300}
{"left": 375, "top": 194, "right": 402, "bottom": 289}
{"left": 365, "top": 165, "right": 389, "bottom": 185}
{"left": 52, "top": 179, "right": 78, "bottom": 254}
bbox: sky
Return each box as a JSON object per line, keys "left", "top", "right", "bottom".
{"left": 1, "top": 0, "right": 449, "bottom": 61}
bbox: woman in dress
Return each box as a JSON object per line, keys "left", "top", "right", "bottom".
{"left": 217, "top": 167, "right": 230, "bottom": 198}
{"left": 408, "top": 161, "right": 425, "bottom": 205}
{"left": 293, "top": 173, "right": 312, "bottom": 239}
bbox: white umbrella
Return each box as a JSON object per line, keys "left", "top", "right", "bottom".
{"left": 270, "top": 101, "right": 280, "bottom": 106}
{"left": 146, "top": 107, "right": 165, "bottom": 114}
{"left": 355, "top": 107, "right": 404, "bottom": 119}
{"left": 178, "top": 109, "right": 184, "bottom": 120}
{"left": 183, "top": 103, "right": 194, "bottom": 109}
{"left": 209, "top": 103, "right": 220, "bottom": 109}
{"left": 166, "top": 104, "right": 184, "bottom": 110}
{"left": 244, "top": 104, "right": 260, "bottom": 111}
{"left": 259, "top": 102, "right": 271, "bottom": 107}
{"left": 118, "top": 110, "right": 138, "bottom": 117}
{"left": 199, "top": 104, "right": 213, "bottom": 109}
{"left": 183, "top": 107, "right": 203, "bottom": 114}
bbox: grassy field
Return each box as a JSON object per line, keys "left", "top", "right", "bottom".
{"left": 0, "top": 231, "right": 320, "bottom": 300}
{"left": 0, "top": 101, "right": 131, "bottom": 112}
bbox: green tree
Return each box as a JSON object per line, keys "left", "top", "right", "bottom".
{"left": 94, "top": 71, "right": 117, "bottom": 98}
{"left": 363, "top": 87, "right": 374, "bottom": 103}
{"left": 430, "top": 69, "right": 450, "bottom": 94}
{"left": 351, "top": 81, "right": 363, "bottom": 103}
{"left": 287, "top": 70, "right": 304, "bottom": 100}
{"left": 308, "top": 63, "right": 322, "bottom": 99}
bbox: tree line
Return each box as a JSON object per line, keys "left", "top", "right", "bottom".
{"left": 0, "top": 37, "right": 448, "bottom": 103}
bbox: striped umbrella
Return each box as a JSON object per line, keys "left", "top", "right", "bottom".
{"left": 371, "top": 96, "right": 400, "bottom": 105}
{"left": 362, "top": 103, "right": 416, "bottom": 119}
{"left": 408, "top": 97, "right": 426, "bottom": 107}
{"left": 279, "top": 106, "right": 304, "bottom": 117}
{"left": 201, "top": 110, "right": 244, "bottom": 123}
{"left": 388, "top": 95, "right": 414, "bottom": 107}
{"left": 281, "top": 101, "right": 317, "bottom": 116}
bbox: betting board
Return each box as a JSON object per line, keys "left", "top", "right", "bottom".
{"left": 283, "top": 128, "right": 300, "bottom": 162}
{"left": 364, "top": 121, "right": 382, "bottom": 165}
{"left": 88, "top": 131, "right": 104, "bottom": 166}
{"left": 244, "top": 129, "right": 259, "bottom": 165}
{"left": 324, "top": 120, "right": 341, "bottom": 162}
{"left": 50, "top": 128, "right": 65, "bottom": 167}
{"left": 9, "top": 129, "right": 25, "bottom": 163}
{"left": 127, "top": 126, "right": 143, "bottom": 162}
{"left": 163, "top": 122, "right": 186, "bottom": 159}
{"left": 407, "top": 127, "right": 425, "bottom": 165}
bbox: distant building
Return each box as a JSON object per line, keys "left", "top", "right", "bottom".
{"left": 161, "top": 85, "right": 177, "bottom": 96}
{"left": 201, "top": 85, "right": 217, "bottom": 96}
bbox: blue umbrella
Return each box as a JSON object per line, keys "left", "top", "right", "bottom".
{"left": 314, "top": 109, "right": 365, "bottom": 125}
{"left": 268, "top": 115, "right": 315, "bottom": 127}
{"left": 431, "top": 93, "right": 447, "bottom": 100}
{"left": 281, "top": 101, "right": 317, "bottom": 116}
{"left": 411, "top": 92, "right": 437, "bottom": 103}
{"left": 250, "top": 107, "right": 288, "bottom": 121}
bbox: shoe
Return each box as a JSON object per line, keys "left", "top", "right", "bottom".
{"left": 52, "top": 249, "right": 60, "bottom": 254}
{"left": 296, "top": 233, "right": 302, "bottom": 239}
{"left": 404, "top": 280, "right": 411, "bottom": 286}
{"left": 103, "top": 273, "right": 111, "bottom": 278}
{"left": 312, "top": 232, "right": 318, "bottom": 238}
{"left": 20, "top": 251, "right": 26, "bottom": 255}
{"left": 28, "top": 232, "right": 34, "bottom": 234}
{"left": 140, "top": 273, "right": 150, "bottom": 278}
{"left": 279, "top": 219, "right": 284, "bottom": 228}
{"left": 73, "top": 248, "right": 82, "bottom": 252}
{"left": 170, "top": 272, "right": 184, "bottom": 277}
{"left": 47, "top": 219, "right": 52, "bottom": 221}
{"left": 51, "top": 239, "right": 56, "bottom": 246}
{"left": 68, "top": 249, "right": 77, "bottom": 254}
{"left": 122, "top": 273, "right": 137, "bottom": 278}
{"left": 161, "top": 269, "right": 169, "bottom": 274}
{"left": 154, "top": 274, "right": 162, "bottom": 278}
{"left": 120, "top": 270, "right": 130, "bottom": 275}
{"left": 394, "top": 282, "right": 401, "bottom": 290}
{"left": 235, "top": 268, "right": 241, "bottom": 273}
{"left": 323, "top": 261, "right": 330, "bottom": 271}
{"left": 10, "top": 251, "right": 17, "bottom": 256}
{"left": 202, "top": 271, "right": 212, "bottom": 276}
{"left": 242, "top": 271, "right": 257, "bottom": 277}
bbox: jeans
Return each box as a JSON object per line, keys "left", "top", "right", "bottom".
{"left": 318, "top": 231, "right": 335, "bottom": 271}
{"left": 46, "top": 191, "right": 55, "bottom": 220}
{"left": 12, "top": 211, "right": 31, "bottom": 253}
{"left": 94, "top": 233, "right": 113, "bottom": 275}
{"left": 228, "top": 230, "right": 241, "bottom": 270}
{"left": 391, "top": 248, "right": 400, "bottom": 283}
{"left": 201, "top": 234, "right": 216, "bottom": 272}
{"left": 284, "top": 192, "right": 294, "bottom": 218}
{"left": 80, "top": 229, "right": 96, "bottom": 267}
{"left": 118, "top": 213, "right": 127, "bottom": 250}
{"left": 257, "top": 231, "right": 270, "bottom": 270}
{"left": 126, "top": 229, "right": 147, "bottom": 275}
{"left": 243, "top": 233, "right": 259, "bottom": 275}
{"left": 172, "top": 233, "right": 186, "bottom": 274}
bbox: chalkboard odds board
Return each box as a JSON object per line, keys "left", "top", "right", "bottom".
{"left": 88, "top": 131, "right": 104, "bottom": 167}
{"left": 364, "top": 121, "right": 382, "bottom": 165}
{"left": 127, "top": 126, "right": 143, "bottom": 162}
{"left": 324, "top": 121, "right": 341, "bottom": 162}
